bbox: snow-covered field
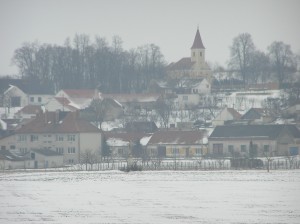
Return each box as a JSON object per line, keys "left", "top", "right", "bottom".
{"left": 1, "top": 170, "right": 300, "bottom": 224}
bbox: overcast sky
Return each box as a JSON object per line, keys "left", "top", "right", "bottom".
{"left": 0, "top": 0, "right": 299, "bottom": 75}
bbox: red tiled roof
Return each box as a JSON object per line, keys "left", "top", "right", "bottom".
{"left": 148, "top": 130, "right": 204, "bottom": 145}
{"left": 227, "top": 108, "right": 242, "bottom": 119}
{"left": 62, "top": 89, "right": 97, "bottom": 98}
{"left": 167, "top": 57, "right": 195, "bottom": 70}
{"left": 102, "top": 93, "right": 161, "bottom": 103}
{"left": 16, "top": 111, "right": 100, "bottom": 134}
{"left": 191, "top": 29, "right": 205, "bottom": 49}
{"left": 16, "top": 105, "right": 42, "bottom": 115}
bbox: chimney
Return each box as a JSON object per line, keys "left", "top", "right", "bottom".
{"left": 55, "top": 109, "right": 60, "bottom": 124}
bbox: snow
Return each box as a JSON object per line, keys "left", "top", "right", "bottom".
{"left": 106, "top": 137, "right": 129, "bottom": 147}
{"left": 1, "top": 170, "right": 299, "bottom": 224}
{"left": 140, "top": 135, "right": 152, "bottom": 146}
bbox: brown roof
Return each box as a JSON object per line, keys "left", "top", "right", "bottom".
{"left": 102, "top": 93, "right": 161, "bottom": 103}
{"left": 62, "top": 89, "right": 97, "bottom": 98}
{"left": 167, "top": 57, "right": 195, "bottom": 70}
{"left": 191, "top": 28, "right": 205, "bottom": 49}
{"left": 16, "top": 105, "right": 42, "bottom": 115}
{"left": 55, "top": 97, "right": 78, "bottom": 111}
{"left": 227, "top": 108, "right": 242, "bottom": 119}
{"left": 148, "top": 130, "right": 204, "bottom": 145}
{"left": 16, "top": 111, "right": 100, "bottom": 134}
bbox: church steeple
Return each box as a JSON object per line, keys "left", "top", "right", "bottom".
{"left": 191, "top": 28, "right": 205, "bottom": 49}
{"left": 191, "top": 28, "right": 205, "bottom": 64}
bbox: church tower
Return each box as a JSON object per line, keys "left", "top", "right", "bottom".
{"left": 191, "top": 28, "right": 205, "bottom": 66}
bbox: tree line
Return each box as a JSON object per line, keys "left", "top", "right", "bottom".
{"left": 12, "top": 32, "right": 299, "bottom": 93}
{"left": 228, "top": 33, "right": 298, "bottom": 87}
{"left": 12, "top": 34, "right": 166, "bottom": 93}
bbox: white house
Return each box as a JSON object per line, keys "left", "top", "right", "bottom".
{"left": 212, "top": 107, "right": 242, "bottom": 127}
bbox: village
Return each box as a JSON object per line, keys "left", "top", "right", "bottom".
{"left": 1, "top": 29, "right": 300, "bottom": 171}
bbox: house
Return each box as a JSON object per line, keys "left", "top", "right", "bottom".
{"left": 167, "top": 28, "right": 212, "bottom": 82}
{"left": 2, "top": 81, "right": 54, "bottom": 108}
{"left": 175, "top": 78, "right": 211, "bottom": 108}
{"left": 212, "top": 107, "right": 241, "bottom": 127}
{"left": 0, "top": 130, "right": 16, "bottom": 152}
{"left": 103, "top": 132, "right": 151, "bottom": 158}
{"left": 30, "top": 149, "right": 63, "bottom": 169}
{"left": 208, "top": 124, "right": 300, "bottom": 157}
{"left": 146, "top": 130, "right": 208, "bottom": 158}
{"left": 55, "top": 89, "right": 99, "bottom": 109}
{"left": 45, "top": 97, "right": 78, "bottom": 112}
{"left": 241, "top": 108, "right": 273, "bottom": 124}
{"left": 14, "top": 111, "right": 102, "bottom": 164}
{"left": 283, "top": 103, "right": 300, "bottom": 120}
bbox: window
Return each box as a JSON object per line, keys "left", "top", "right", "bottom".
{"left": 20, "top": 148, "right": 27, "bottom": 154}
{"left": 213, "top": 144, "right": 223, "bottom": 155}
{"left": 118, "top": 148, "right": 124, "bottom": 155}
{"left": 1, "top": 146, "right": 6, "bottom": 150}
{"left": 172, "top": 148, "right": 179, "bottom": 155}
{"left": 18, "top": 135, "right": 27, "bottom": 141}
{"left": 56, "top": 147, "right": 64, "bottom": 154}
{"left": 241, "top": 145, "right": 247, "bottom": 152}
{"left": 10, "top": 145, "right": 16, "bottom": 150}
{"left": 69, "top": 159, "right": 74, "bottom": 164}
{"left": 67, "top": 135, "right": 75, "bottom": 141}
{"left": 56, "top": 135, "right": 64, "bottom": 141}
{"left": 228, "top": 145, "right": 234, "bottom": 153}
{"left": 30, "top": 97, "right": 34, "bottom": 102}
{"left": 196, "top": 148, "right": 202, "bottom": 155}
{"left": 264, "top": 145, "right": 270, "bottom": 152}
{"left": 200, "top": 52, "right": 202, "bottom": 57}
{"left": 30, "top": 135, "right": 38, "bottom": 142}
{"left": 68, "top": 147, "right": 75, "bottom": 154}
{"left": 38, "top": 97, "right": 42, "bottom": 103}
{"left": 183, "top": 96, "right": 188, "bottom": 101}
{"left": 11, "top": 97, "right": 21, "bottom": 107}
{"left": 193, "top": 52, "right": 195, "bottom": 57}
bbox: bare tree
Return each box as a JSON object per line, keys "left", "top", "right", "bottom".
{"left": 155, "top": 97, "right": 173, "bottom": 128}
{"left": 268, "top": 41, "right": 296, "bottom": 86}
{"left": 229, "top": 33, "right": 255, "bottom": 87}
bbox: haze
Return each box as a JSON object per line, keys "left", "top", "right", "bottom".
{"left": 0, "top": 0, "right": 299, "bottom": 75}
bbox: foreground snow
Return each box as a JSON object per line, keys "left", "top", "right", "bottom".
{"left": 0, "top": 170, "right": 300, "bottom": 224}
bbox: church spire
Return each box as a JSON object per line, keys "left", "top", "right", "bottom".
{"left": 191, "top": 28, "right": 205, "bottom": 49}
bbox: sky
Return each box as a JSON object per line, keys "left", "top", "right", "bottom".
{"left": 0, "top": 0, "right": 299, "bottom": 75}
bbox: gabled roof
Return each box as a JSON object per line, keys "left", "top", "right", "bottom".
{"left": 167, "top": 57, "right": 195, "bottom": 70}
{"left": 102, "top": 93, "right": 161, "bottom": 103}
{"left": 209, "top": 124, "right": 300, "bottom": 140}
{"left": 191, "top": 28, "right": 205, "bottom": 49}
{"left": 0, "top": 78, "right": 54, "bottom": 95}
{"left": 16, "top": 105, "right": 43, "bottom": 115}
{"left": 241, "top": 108, "right": 266, "bottom": 120}
{"left": 32, "top": 149, "right": 61, "bottom": 156}
{"left": 60, "top": 89, "right": 97, "bottom": 98}
{"left": 0, "top": 149, "right": 25, "bottom": 161}
{"left": 148, "top": 130, "right": 204, "bottom": 145}
{"left": 227, "top": 108, "right": 242, "bottom": 119}
{"left": 54, "top": 97, "right": 78, "bottom": 111}
{"left": 16, "top": 111, "right": 101, "bottom": 134}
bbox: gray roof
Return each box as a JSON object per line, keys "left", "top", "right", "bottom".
{"left": 209, "top": 124, "right": 300, "bottom": 140}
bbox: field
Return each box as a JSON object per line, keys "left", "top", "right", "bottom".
{"left": 1, "top": 170, "right": 300, "bottom": 224}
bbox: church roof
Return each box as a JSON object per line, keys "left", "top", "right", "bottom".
{"left": 167, "top": 57, "right": 195, "bottom": 70}
{"left": 191, "top": 29, "right": 205, "bottom": 49}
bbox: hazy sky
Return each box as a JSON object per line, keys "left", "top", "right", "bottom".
{"left": 0, "top": 0, "right": 299, "bottom": 75}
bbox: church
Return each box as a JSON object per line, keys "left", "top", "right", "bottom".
{"left": 167, "top": 28, "right": 212, "bottom": 82}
